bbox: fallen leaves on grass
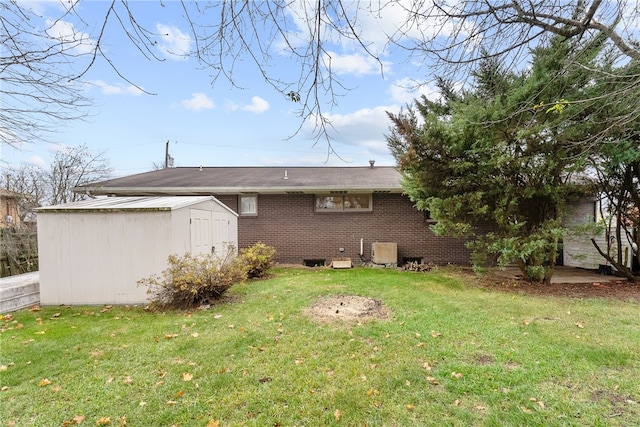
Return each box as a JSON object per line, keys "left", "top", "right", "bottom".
{"left": 366, "top": 388, "right": 381, "bottom": 396}
{"left": 334, "top": 409, "right": 342, "bottom": 421}
{"left": 96, "top": 417, "right": 111, "bottom": 425}
{"left": 426, "top": 376, "right": 440, "bottom": 385}
{"left": 530, "top": 397, "right": 545, "bottom": 408}
{"left": 182, "top": 372, "right": 193, "bottom": 381}
{"left": 38, "top": 378, "right": 51, "bottom": 387}
{"left": 61, "top": 415, "right": 85, "bottom": 425}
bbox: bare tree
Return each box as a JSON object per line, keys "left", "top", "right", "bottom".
{"left": 0, "top": 0, "right": 92, "bottom": 147}
{"left": 394, "top": 1, "right": 640, "bottom": 68}
{"left": 4, "top": 1, "right": 640, "bottom": 148}
{"left": 48, "top": 144, "right": 113, "bottom": 205}
{"left": 2, "top": 165, "right": 47, "bottom": 222}
{"left": 1, "top": 144, "right": 112, "bottom": 213}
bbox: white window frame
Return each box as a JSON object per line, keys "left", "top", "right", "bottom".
{"left": 239, "top": 194, "right": 258, "bottom": 216}
{"left": 314, "top": 194, "right": 372, "bottom": 212}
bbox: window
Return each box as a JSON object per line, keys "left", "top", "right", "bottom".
{"left": 239, "top": 195, "right": 257, "bottom": 216}
{"left": 314, "top": 194, "right": 372, "bottom": 212}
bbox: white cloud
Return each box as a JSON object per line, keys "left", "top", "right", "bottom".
{"left": 279, "top": 0, "right": 465, "bottom": 56}
{"left": 18, "top": 0, "right": 78, "bottom": 16}
{"left": 388, "top": 77, "right": 440, "bottom": 104}
{"left": 156, "top": 23, "right": 193, "bottom": 60}
{"left": 47, "top": 142, "right": 71, "bottom": 153}
{"left": 45, "top": 19, "right": 95, "bottom": 54}
{"left": 312, "top": 106, "right": 396, "bottom": 155}
{"left": 181, "top": 93, "right": 215, "bottom": 111}
{"left": 88, "top": 80, "right": 144, "bottom": 96}
{"left": 324, "top": 51, "right": 388, "bottom": 76}
{"left": 241, "top": 96, "right": 270, "bottom": 113}
{"left": 227, "top": 96, "right": 270, "bottom": 113}
{"left": 25, "top": 155, "right": 46, "bottom": 168}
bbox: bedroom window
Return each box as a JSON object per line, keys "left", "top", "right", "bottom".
{"left": 239, "top": 195, "right": 257, "bottom": 216}
{"left": 314, "top": 194, "right": 372, "bottom": 212}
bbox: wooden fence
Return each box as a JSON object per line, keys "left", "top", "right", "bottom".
{"left": 0, "top": 228, "right": 38, "bottom": 278}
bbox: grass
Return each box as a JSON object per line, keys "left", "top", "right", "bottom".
{"left": 1, "top": 266, "right": 639, "bottom": 426}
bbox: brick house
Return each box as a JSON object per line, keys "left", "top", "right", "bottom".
{"left": 75, "top": 165, "right": 472, "bottom": 266}
{"left": 0, "top": 189, "right": 21, "bottom": 228}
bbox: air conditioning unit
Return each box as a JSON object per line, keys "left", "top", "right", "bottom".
{"left": 371, "top": 242, "right": 397, "bottom": 264}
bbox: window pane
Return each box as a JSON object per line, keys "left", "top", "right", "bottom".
{"left": 240, "top": 195, "right": 257, "bottom": 215}
{"left": 344, "top": 195, "right": 370, "bottom": 210}
{"left": 315, "top": 196, "right": 342, "bottom": 211}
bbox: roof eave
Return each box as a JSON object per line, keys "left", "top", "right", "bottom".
{"left": 76, "top": 186, "right": 404, "bottom": 196}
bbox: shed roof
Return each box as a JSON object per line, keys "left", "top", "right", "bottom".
{"left": 74, "top": 166, "right": 402, "bottom": 196}
{"left": 36, "top": 196, "right": 236, "bottom": 215}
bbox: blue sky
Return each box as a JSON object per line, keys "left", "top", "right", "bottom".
{"left": 2, "top": 1, "right": 439, "bottom": 177}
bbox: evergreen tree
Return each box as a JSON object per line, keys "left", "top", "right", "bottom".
{"left": 387, "top": 37, "right": 601, "bottom": 282}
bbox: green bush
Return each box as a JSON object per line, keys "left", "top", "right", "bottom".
{"left": 240, "top": 242, "right": 277, "bottom": 278}
{"left": 138, "top": 243, "right": 247, "bottom": 309}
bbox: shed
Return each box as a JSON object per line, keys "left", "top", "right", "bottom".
{"left": 36, "top": 196, "right": 238, "bottom": 305}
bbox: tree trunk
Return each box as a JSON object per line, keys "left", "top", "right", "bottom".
{"left": 591, "top": 238, "right": 636, "bottom": 281}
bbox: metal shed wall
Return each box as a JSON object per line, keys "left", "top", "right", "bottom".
{"left": 37, "top": 196, "right": 238, "bottom": 305}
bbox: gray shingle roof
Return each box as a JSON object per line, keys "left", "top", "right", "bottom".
{"left": 75, "top": 166, "right": 402, "bottom": 196}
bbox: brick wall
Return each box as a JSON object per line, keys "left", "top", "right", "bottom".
{"left": 215, "top": 193, "right": 471, "bottom": 266}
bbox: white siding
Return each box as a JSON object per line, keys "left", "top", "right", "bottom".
{"left": 38, "top": 211, "right": 172, "bottom": 305}
{"left": 563, "top": 199, "right": 633, "bottom": 270}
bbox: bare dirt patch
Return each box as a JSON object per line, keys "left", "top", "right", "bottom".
{"left": 305, "top": 294, "right": 390, "bottom": 323}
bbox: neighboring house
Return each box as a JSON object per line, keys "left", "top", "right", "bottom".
{"left": 0, "top": 189, "right": 21, "bottom": 228}
{"left": 75, "top": 165, "right": 472, "bottom": 266}
{"left": 563, "top": 198, "right": 636, "bottom": 272}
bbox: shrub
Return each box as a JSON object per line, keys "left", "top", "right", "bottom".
{"left": 240, "top": 242, "right": 277, "bottom": 278}
{"left": 138, "top": 243, "right": 247, "bottom": 309}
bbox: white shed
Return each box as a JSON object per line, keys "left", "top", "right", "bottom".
{"left": 36, "top": 196, "right": 238, "bottom": 305}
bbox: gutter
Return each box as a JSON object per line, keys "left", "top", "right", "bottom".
{"left": 74, "top": 186, "right": 404, "bottom": 196}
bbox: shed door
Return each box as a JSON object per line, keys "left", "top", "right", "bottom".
{"left": 190, "top": 209, "right": 212, "bottom": 255}
{"left": 212, "top": 212, "right": 229, "bottom": 254}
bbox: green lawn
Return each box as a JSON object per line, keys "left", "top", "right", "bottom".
{"left": 1, "top": 267, "right": 639, "bottom": 426}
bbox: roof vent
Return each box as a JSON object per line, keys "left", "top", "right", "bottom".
{"left": 369, "top": 159, "right": 375, "bottom": 168}
{"left": 284, "top": 170, "right": 288, "bottom": 180}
